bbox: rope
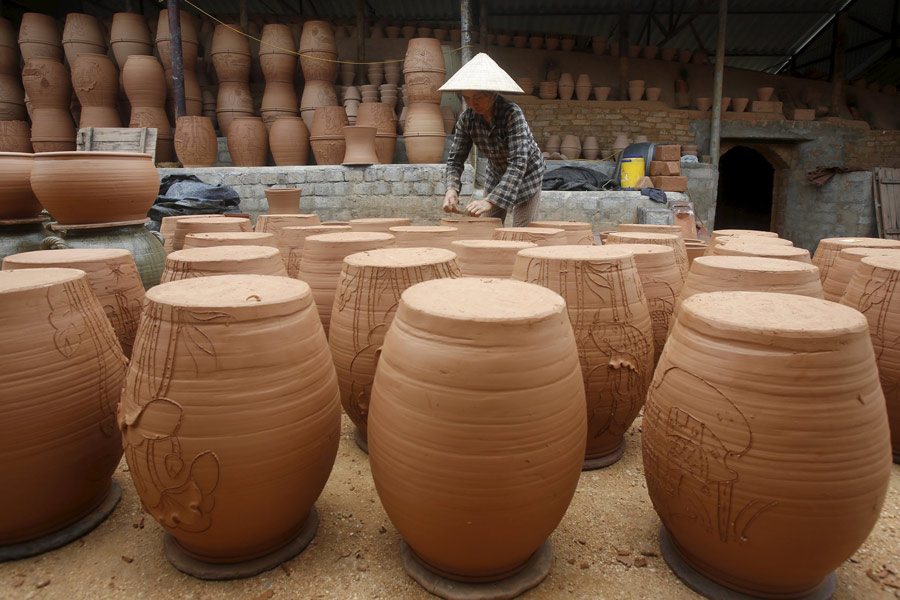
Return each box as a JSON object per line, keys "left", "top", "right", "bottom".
{"left": 161, "top": 0, "right": 472, "bottom": 66}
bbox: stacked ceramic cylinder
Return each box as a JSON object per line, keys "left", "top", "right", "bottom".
{"left": 402, "top": 38, "right": 446, "bottom": 163}
{"left": 156, "top": 10, "right": 201, "bottom": 118}
{"left": 22, "top": 55, "right": 76, "bottom": 152}
{"left": 342, "top": 85, "right": 359, "bottom": 123}
{"left": 211, "top": 24, "right": 253, "bottom": 136}
{"left": 259, "top": 24, "right": 298, "bottom": 129}
{"left": 0, "top": 18, "right": 28, "bottom": 152}
{"left": 298, "top": 21, "right": 339, "bottom": 130}
{"left": 122, "top": 54, "right": 173, "bottom": 161}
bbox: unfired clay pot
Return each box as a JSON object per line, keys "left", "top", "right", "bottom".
{"left": 757, "top": 86, "right": 775, "bottom": 101}
{"left": 823, "top": 247, "right": 900, "bottom": 302}
{"left": 210, "top": 23, "right": 251, "bottom": 83}
{"left": 122, "top": 55, "right": 173, "bottom": 162}
{"left": 369, "top": 277, "right": 586, "bottom": 581}
{"left": 330, "top": 247, "right": 460, "bottom": 447}
{"left": 183, "top": 231, "right": 276, "bottom": 250}
{"left": 513, "top": 246, "right": 653, "bottom": 467}
{"left": 227, "top": 117, "right": 268, "bottom": 167}
{"left": 492, "top": 227, "right": 567, "bottom": 246}
{"left": 61, "top": 13, "right": 107, "bottom": 68}
{"left": 18, "top": 13, "right": 63, "bottom": 62}
{"left": 298, "top": 21, "right": 338, "bottom": 82}
{"left": 388, "top": 225, "right": 458, "bottom": 250}
{"left": 0, "top": 268, "right": 126, "bottom": 551}
{"left": 643, "top": 291, "right": 891, "bottom": 598}
{"left": 174, "top": 116, "right": 217, "bottom": 167}
{"left": 581, "top": 136, "right": 600, "bottom": 159}
{"left": 309, "top": 105, "right": 348, "bottom": 165}
{"left": 269, "top": 117, "right": 309, "bottom": 166}
{"left": 349, "top": 217, "right": 411, "bottom": 234}
{"left": 0, "top": 121, "right": 32, "bottom": 153}
{"left": 705, "top": 229, "right": 780, "bottom": 255}
{"left": 255, "top": 214, "right": 321, "bottom": 238}
{"left": 342, "top": 125, "right": 380, "bottom": 165}
{"left": 278, "top": 224, "right": 351, "bottom": 277}
{"left": 451, "top": 240, "right": 536, "bottom": 278}
{"left": 3, "top": 249, "right": 144, "bottom": 357}
{"left": 617, "top": 224, "right": 683, "bottom": 237}
{"left": 715, "top": 239, "right": 811, "bottom": 263}
{"left": 265, "top": 187, "right": 302, "bottom": 214}
{"left": 440, "top": 217, "right": 503, "bottom": 241}
{"left": 110, "top": 13, "right": 153, "bottom": 69}
{"left": 161, "top": 245, "right": 287, "bottom": 283}
{"left": 171, "top": 216, "right": 252, "bottom": 252}
{"left": 812, "top": 237, "right": 900, "bottom": 283}
{"left": 0, "top": 152, "right": 39, "bottom": 219}
{"left": 118, "top": 274, "right": 341, "bottom": 572}
{"left": 530, "top": 221, "right": 594, "bottom": 245}
{"left": 71, "top": 54, "right": 121, "bottom": 128}
{"left": 606, "top": 231, "right": 689, "bottom": 279}
{"left": 732, "top": 97, "right": 749, "bottom": 112}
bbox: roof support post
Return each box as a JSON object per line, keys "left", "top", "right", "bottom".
{"left": 480, "top": 0, "right": 488, "bottom": 53}
{"left": 461, "top": 0, "right": 473, "bottom": 63}
{"left": 167, "top": 0, "right": 187, "bottom": 119}
{"left": 709, "top": 0, "right": 726, "bottom": 164}
{"left": 831, "top": 10, "right": 848, "bottom": 116}
{"left": 618, "top": 0, "right": 630, "bottom": 100}
{"left": 356, "top": 0, "right": 366, "bottom": 85}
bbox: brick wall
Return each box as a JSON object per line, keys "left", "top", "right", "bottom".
{"left": 845, "top": 130, "right": 900, "bottom": 169}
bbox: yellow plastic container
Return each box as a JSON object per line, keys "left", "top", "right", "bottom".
{"left": 620, "top": 157, "right": 645, "bottom": 188}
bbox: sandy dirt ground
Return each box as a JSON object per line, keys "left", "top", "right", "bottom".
{"left": 1, "top": 414, "right": 898, "bottom": 600}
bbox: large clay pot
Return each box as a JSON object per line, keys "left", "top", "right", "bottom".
{"left": 210, "top": 24, "right": 251, "bottom": 83}
{"left": 705, "top": 229, "right": 780, "bottom": 255}
{"left": 349, "top": 217, "right": 411, "bottom": 233}
{"left": 259, "top": 24, "right": 297, "bottom": 82}
{"left": 369, "top": 277, "right": 586, "bottom": 581}
{"left": 161, "top": 245, "right": 287, "bottom": 282}
{"left": 255, "top": 214, "right": 320, "bottom": 237}
{"left": 823, "top": 247, "right": 900, "bottom": 302}
{"left": 0, "top": 152, "right": 39, "bottom": 219}
{"left": 227, "top": 117, "right": 268, "bottom": 167}
{"left": 439, "top": 217, "right": 502, "bottom": 240}
{"left": 265, "top": 187, "right": 301, "bottom": 214}
{"left": 122, "top": 55, "right": 173, "bottom": 162}
{"left": 261, "top": 81, "right": 298, "bottom": 126}
{"left": 269, "top": 117, "right": 310, "bottom": 166}
{"left": 492, "top": 226, "right": 567, "bottom": 246}
{"left": 174, "top": 116, "right": 217, "bottom": 167}
{"left": 709, "top": 237, "right": 795, "bottom": 256}
{"left": 308, "top": 105, "right": 348, "bottom": 165}
{"left": 296, "top": 231, "right": 396, "bottom": 334}
{"left": 172, "top": 216, "right": 252, "bottom": 252}
{"left": 617, "top": 223, "right": 683, "bottom": 237}
{"left": 812, "top": 237, "right": 900, "bottom": 283}
{"left": 559, "top": 134, "right": 581, "bottom": 159}
{"left": 110, "top": 13, "right": 153, "bottom": 69}
{"left": 715, "top": 239, "right": 812, "bottom": 263}
{"left": 155, "top": 9, "right": 198, "bottom": 70}
{"left": 451, "top": 239, "right": 536, "bottom": 278}
{"left": 215, "top": 81, "right": 254, "bottom": 135}
{"left": 298, "top": 21, "right": 337, "bottom": 81}
{"left": 29, "top": 107, "right": 76, "bottom": 152}
{"left": 119, "top": 274, "right": 341, "bottom": 571}
{"left": 3, "top": 249, "right": 144, "bottom": 357}
{"left": 513, "top": 246, "right": 653, "bottom": 467}
{"left": 0, "top": 74, "right": 26, "bottom": 121}
{"left": 388, "top": 225, "right": 458, "bottom": 249}
{"left": 299, "top": 80, "right": 339, "bottom": 129}
{"left": 643, "top": 291, "right": 891, "bottom": 598}
{"left": 71, "top": 54, "right": 121, "bottom": 128}
{"left": 22, "top": 56, "right": 71, "bottom": 109}
{"left": 841, "top": 254, "right": 900, "bottom": 462}
{"left": 330, "top": 248, "right": 460, "bottom": 448}
{"left": 403, "top": 38, "right": 446, "bottom": 73}
{"left": 31, "top": 152, "right": 159, "bottom": 225}
{"left": 342, "top": 125, "right": 380, "bottom": 165}
{"left": 18, "top": 13, "right": 63, "bottom": 62}
{"left": 530, "top": 221, "right": 594, "bottom": 245}
{"left": 183, "top": 231, "right": 276, "bottom": 250}
{"left": 0, "top": 268, "right": 126, "bottom": 554}
{"left": 277, "top": 224, "right": 351, "bottom": 276}
{"left": 606, "top": 231, "right": 689, "bottom": 279}
{"left": 0, "top": 121, "right": 32, "bottom": 153}
{"left": 62, "top": 13, "right": 107, "bottom": 68}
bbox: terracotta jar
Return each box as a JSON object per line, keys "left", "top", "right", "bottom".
{"left": 513, "top": 246, "right": 652, "bottom": 468}
{"left": 388, "top": 225, "right": 458, "bottom": 250}
{"left": 330, "top": 247, "right": 460, "bottom": 449}
{"left": 62, "top": 13, "right": 107, "bottom": 68}
{"left": 269, "top": 116, "right": 310, "bottom": 166}
{"left": 255, "top": 214, "right": 321, "bottom": 237}
{"left": 31, "top": 152, "right": 159, "bottom": 225}
{"left": 757, "top": 86, "right": 775, "bottom": 101}
{"left": 155, "top": 9, "right": 198, "bottom": 70}
{"left": 3, "top": 249, "right": 144, "bottom": 357}
{"left": 259, "top": 24, "right": 297, "bottom": 83}
{"left": 308, "top": 105, "right": 348, "bottom": 165}
{"left": 161, "top": 245, "right": 287, "bottom": 282}
{"left": 300, "top": 80, "right": 340, "bottom": 128}
{"left": 451, "top": 239, "right": 536, "bottom": 278}
{"left": 369, "top": 277, "right": 586, "bottom": 580}
{"left": 278, "top": 224, "right": 351, "bottom": 276}
{"left": 18, "top": 13, "right": 63, "bottom": 62}
{"left": 171, "top": 216, "right": 252, "bottom": 252}
{"left": 545, "top": 134, "right": 561, "bottom": 153}
{"left": 531, "top": 221, "right": 594, "bottom": 245}
{"left": 265, "top": 187, "right": 302, "bottom": 214}
{"left": 342, "top": 125, "right": 380, "bottom": 165}
{"left": 0, "top": 268, "right": 126, "bottom": 553}
{"left": 227, "top": 117, "right": 268, "bottom": 167}
{"left": 215, "top": 81, "right": 254, "bottom": 135}
{"left": 21, "top": 56, "right": 70, "bottom": 109}
{"left": 298, "top": 21, "right": 338, "bottom": 82}
{"left": 492, "top": 226, "right": 567, "bottom": 246}
{"left": 110, "top": 12, "right": 153, "bottom": 69}
{"left": 645, "top": 87, "right": 662, "bottom": 101}
{"left": 823, "top": 247, "right": 900, "bottom": 302}
{"left": 841, "top": 255, "right": 900, "bottom": 462}
{"left": 210, "top": 24, "right": 251, "bottom": 83}
{"left": 684, "top": 239, "right": 707, "bottom": 265}
{"left": 538, "top": 81, "right": 558, "bottom": 99}
{"left": 119, "top": 274, "right": 341, "bottom": 573}
{"left": 812, "top": 237, "right": 900, "bottom": 282}
{"left": 183, "top": 231, "right": 276, "bottom": 249}
{"left": 575, "top": 73, "right": 592, "bottom": 101}
{"left": 356, "top": 102, "right": 397, "bottom": 163}
{"left": 174, "top": 116, "right": 217, "bottom": 167}
{"left": 28, "top": 107, "right": 76, "bottom": 153}
{"left": 296, "top": 231, "right": 396, "bottom": 334}
{"left": 0, "top": 152, "right": 39, "bottom": 219}
{"left": 440, "top": 217, "right": 503, "bottom": 240}
{"left": 122, "top": 55, "right": 173, "bottom": 162}
{"left": 349, "top": 217, "right": 412, "bottom": 233}
{"left": 696, "top": 97, "right": 712, "bottom": 111}
{"left": 706, "top": 229, "right": 780, "bottom": 254}
{"left": 643, "top": 291, "right": 891, "bottom": 598}
{"left": 261, "top": 81, "right": 298, "bottom": 127}
{"left": 557, "top": 72, "right": 575, "bottom": 100}
{"left": 715, "top": 239, "right": 812, "bottom": 263}
{"left": 732, "top": 97, "right": 749, "bottom": 112}
{"left": 606, "top": 231, "right": 689, "bottom": 279}
{"left": 581, "top": 136, "right": 600, "bottom": 159}
{"left": 559, "top": 134, "right": 581, "bottom": 159}
{"left": 0, "top": 73, "right": 25, "bottom": 121}
{"left": 71, "top": 54, "right": 121, "bottom": 128}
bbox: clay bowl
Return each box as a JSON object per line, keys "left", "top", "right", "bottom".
{"left": 0, "top": 152, "right": 40, "bottom": 219}
{"left": 31, "top": 152, "right": 159, "bottom": 225}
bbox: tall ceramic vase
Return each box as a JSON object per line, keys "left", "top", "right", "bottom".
{"left": 174, "top": 116, "right": 217, "bottom": 167}
{"left": 643, "top": 291, "right": 891, "bottom": 598}
{"left": 269, "top": 116, "right": 309, "bottom": 166}
{"left": 122, "top": 55, "right": 173, "bottom": 162}
{"left": 118, "top": 274, "right": 342, "bottom": 578}
{"left": 369, "top": 278, "right": 586, "bottom": 587}
{"left": 0, "top": 268, "right": 127, "bottom": 558}
{"left": 21, "top": 57, "right": 76, "bottom": 152}
{"left": 330, "top": 247, "right": 460, "bottom": 451}
{"left": 227, "top": 117, "right": 268, "bottom": 167}
{"left": 71, "top": 54, "right": 121, "bottom": 128}
{"left": 513, "top": 246, "right": 654, "bottom": 468}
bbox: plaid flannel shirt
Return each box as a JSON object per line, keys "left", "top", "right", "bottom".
{"left": 445, "top": 95, "right": 545, "bottom": 211}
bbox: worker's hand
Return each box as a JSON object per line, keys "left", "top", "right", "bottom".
{"left": 465, "top": 198, "right": 494, "bottom": 217}
{"left": 443, "top": 189, "right": 460, "bottom": 213}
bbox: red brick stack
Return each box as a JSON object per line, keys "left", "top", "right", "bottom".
{"left": 650, "top": 145, "right": 688, "bottom": 192}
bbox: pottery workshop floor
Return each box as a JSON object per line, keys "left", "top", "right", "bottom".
{"left": 2, "top": 414, "right": 899, "bottom": 600}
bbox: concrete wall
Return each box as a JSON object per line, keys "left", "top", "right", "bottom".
{"left": 539, "top": 190, "right": 689, "bottom": 232}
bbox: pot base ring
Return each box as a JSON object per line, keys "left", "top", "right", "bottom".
{"left": 582, "top": 439, "right": 626, "bottom": 471}
{"left": 399, "top": 539, "right": 552, "bottom": 600}
{"left": 163, "top": 505, "right": 319, "bottom": 580}
{"left": 0, "top": 216, "right": 50, "bottom": 226}
{"left": 354, "top": 428, "right": 369, "bottom": 454}
{"left": 50, "top": 218, "right": 149, "bottom": 231}
{"left": 0, "top": 481, "right": 122, "bottom": 562}
{"left": 659, "top": 525, "right": 836, "bottom": 600}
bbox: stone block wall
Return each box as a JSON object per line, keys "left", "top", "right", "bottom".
{"left": 539, "top": 190, "right": 689, "bottom": 232}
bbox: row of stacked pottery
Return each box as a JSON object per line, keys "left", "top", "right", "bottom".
{"left": 122, "top": 55, "right": 173, "bottom": 162}
{"left": 643, "top": 290, "right": 891, "bottom": 599}
{"left": 356, "top": 102, "right": 396, "bottom": 163}
{"left": 309, "top": 105, "right": 347, "bottom": 165}
{"left": 161, "top": 245, "right": 287, "bottom": 283}
{"left": 403, "top": 38, "right": 446, "bottom": 163}
{"left": 299, "top": 21, "right": 339, "bottom": 129}
{"left": 119, "top": 274, "right": 342, "bottom": 578}
{"left": 22, "top": 57, "right": 76, "bottom": 152}
{"left": 513, "top": 246, "right": 653, "bottom": 468}
{"left": 0, "top": 268, "right": 127, "bottom": 561}
{"left": 211, "top": 24, "right": 253, "bottom": 135}
{"left": 0, "top": 18, "right": 26, "bottom": 132}
{"left": 259, "top": 24, "right": 297, "bottom": 128}
{"left": 330, "top": 247, "right": 460, "bottom": 451}
{"left": 368, "top": 277, "right": 586, "bottom": 594}
{"left": 822, "top": 247, "right": 900, "bottom": 302}
{"left": 227, "top": 115, "right": 268, "bottom": 166}
{"left": 156, "top": 9, "right": 201, "bottom": 118}
{"left": 452, "top": 239, "right": 536, "bottom": 277}
{"left": 269, "top": 115, "right": 310, "bottom": 165}
{"left": 174, "top": 115, "right": 217, "bottom": 167}
{"left": 493, "top": 226, "right": 567, "bottom": 245}
{"left": 280, "top": 224, "right": 350, "bottom": 277}
{"left": 811, "top": 236, "right": 900, "bottom": 283}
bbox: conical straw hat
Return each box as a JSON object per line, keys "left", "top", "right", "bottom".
{"left": 438, "top": 53, "right": 524, "bottom": 93}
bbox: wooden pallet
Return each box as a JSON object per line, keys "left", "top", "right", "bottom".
{"left": 76, "top": 127, "right": 157, "bottom": 162}
{"left": 874, "top": 167, "right": 900, "bottom": 239}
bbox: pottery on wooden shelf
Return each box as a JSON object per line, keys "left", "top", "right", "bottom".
{"left": 119, "top": 274, "right": 341, "bottom": 572}
{"left": 349, "top": 217, "right": 411, "bottom": 234}
{"left": 0, "top": 152, "right": 39, "bottom": 219}
{"left": 0, "top": 268, "right": 126, "bottom": 553}
{"left": 278, "top": 224, "right": 352, "bottom": 277}
{"left": 227, "top": 117, "right": 268, "bottom": 167}
{"left": 439, "top": 217, "right": 503, "bottom": 241}
{"left": 451, "top": 240, "right": 536, "bottom": 278}
{"left": 530, "top": 221, "right": 594, "bottom": 245}
{"left": 369, "top": 277, "right": 586, "bottom": 581}
{"left": 71, "top": 54, "right": 121, "bottom": 128}
{"left": 171, "top": 216, "right": 252, "bottom": 252}
{"left": 174, "top": 116, "right": 217, "bottom": 167}
{"left": 296, "top": 231, "right": 396, "bottom": 335}
{"left": 161, "top": 245, "right": 287, "bottom": 283}
{"left": 732, "top": 97, "right": 749, "bottom": 112}
{"left": 756, "top": 86, "right": 775, "bottom": 101}
{"left": 491, "top": 227, "right": 568, "bottom": 247}
{"left": 18, "top": 13, "right": 64, "bottom": 62}
{"left": 183, "top": 231, "right": 276, "bottom": 249}
{"left": 513, "top": 246, "right": 653, "bottom": 467}
{"left": 110, "top": 13, "right": 153, "bottom": 70}
{"left": 559, "top": 134, "right": 581, "bottom": 159}
{"left": 643, "top": 291, "right": 891, "bottom": 598}
{"left": 823, "top": 247, "right": 900, "bottom": 302}
{"left": 695, "top": 97, "right": 712, "bottom": 111}
{"left": 606, "top": 231, "right": 689, "bottom": 280}
{"left": 31, "top": 152, "right": 159, "bottom": 226}
{"left": 714, "top": 239, "right": 812, "bottom": 263}
{"left": 811, "top": 237, "right": 900, "bottom": 283}
{"left": 265, "top": 187, "right": 302, "bottom": 214}
{"left": 388, "top": 225, "right": 458, "bottom": 250}
{"left": 330, "top": 247, "right": 460, "bottom": 447}
{"left": 269, "top": 117, "right": 309, "bottom": 166}
{"left": 581, "top": 136, "right": 600, "bottom": 159}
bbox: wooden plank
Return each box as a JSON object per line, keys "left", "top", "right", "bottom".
{"left": 875, "top": 167, "right": 900, "bottom": 240}
{"left": 76, "top": 127, "right": 158, "bottom": 162}
{"left": 875, "top": 167, "right": 885, "bottom": 238}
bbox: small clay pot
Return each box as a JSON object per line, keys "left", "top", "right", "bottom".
{"left": 227, "top": 117, "right": 268, "bottom": 167}
{"left": 594, "top": 86, "right": 611, "bottom": 101}
{"left": 757, "top": 86, "right": 775, "bottom": 101}
{"left": 696, "top": 97, "right": 712, "bottom": 111}
{"left": 732, "top": 97, "right": 749, "bottom": 112}
{"left": 628, "top": 86, "right": 645, "bottom": 101}
{"left": 492, "top": 227, "right": 568, "bottom": 246}
{"left": 174, "top": 116, "right": 217, "bottom": 167}
{"left": 645, "top": 87, "right": 662, "bottom": 102}
{"left": 265, "top": 187, "right": 302, "bottom": 214}
{"left": 342, "top": 125, "right": 380, "bottom": 165}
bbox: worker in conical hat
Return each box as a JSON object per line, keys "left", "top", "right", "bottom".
{"left": 439, "top": 53, "right": 545, "bottom": 226}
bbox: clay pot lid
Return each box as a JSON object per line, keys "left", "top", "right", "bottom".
{"left": 717, "top": 240, "right": 810, "bottom": 260}
{"left": 147, "top": 274, "right": 311, "bottom": 311}
{"left": 3, "top": 248, "right": 131, "bottom": 265}
{"left": 817, "top": 237, "right": 900, "bottom": 250}
{"left": 713, "top": 229, "right": 779, "bottom": 237}
{"left": 860, "top": 254, "right": 900, "bottom": 271}
{"left": 305, "top": 231, "right": 395, "bottom": 244}
{"left": 530, "top": 220, "right": 591, "bottom": 230}
{"left": 167, "top": 245, "right": 280, "bottom": 262}
{"left": 607, "top": 232, "right": 679, "bottom": 242}
{"left": 497, "top": 227, "right": 565, "bottom": 236}
{"left": 693, "top": 255, "right": 819, "bottom": 273}
{"left": 518, "top": 244, "right": 635, "bottom": 262}
{"left": 187, "top": 232, "right": 274, "bottom": 241}
{"left": 389, "top": 225, "right": 458, "bottom": 234}
{"left": 345, "top": 247, "right": 457, "bottom": 268}
{"left": 610, "top": 243, "right": 673, "bottom": 256}
{"left": 0, "top": 267, "right": 86, "bottom": 293}
{"left": 451, "top": 240, "right": 536, "bottom": 250}
{"left": 402, "top": 278, "right": 565, "bottom": 323}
